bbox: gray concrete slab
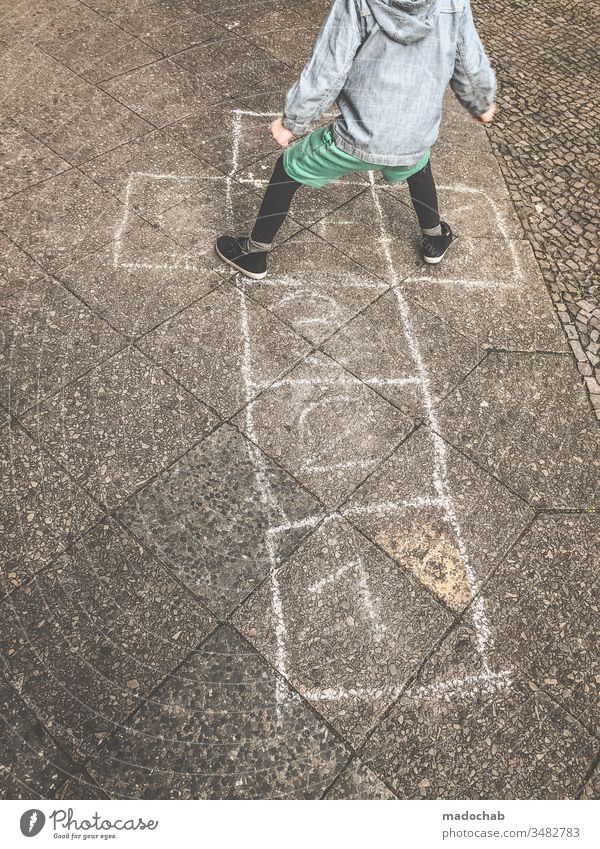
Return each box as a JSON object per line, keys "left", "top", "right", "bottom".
{"left": 322, "top": 288, "right": 482, "bottom": 420}
{"left": 437, "top": 352, "right": 600, "bottom": 508}
{"left": 80, "top": 129, "right": 225, "bottom": 219}
{"left": 35, "top": 4, "right": 161, "bottom": 84}
{"left": 1, "top": 236, "right": 124, "bottom": 415}
{"left": 234, "top": 516, "right": 453, "bottom": 745}
{"left": 482, "top": 513, "right": 600, "bottom": 737}
{"left": 138, "top": 285, "right": 311, "bottom": 418}
{"left": 116, "top": 425, "right": 321, "bottom": 616}
{"left": 56, "top": 222, "right": 222, "bottom": 339}
{"left": 21, "top": 347, "right": 217, "bottom": 509}
{"left": 238, "top": 230, "right": 388, "bottom": 345}
{"left": 234, "top": 351, "right": 411, "bottom": 507}
{"left": 0, "top": 121, "right": 70, "bottom": 200}
{"left": 362, "top": 625, "right": 597, "bottom": 799}
{"left": 15, "top": 79, "right": 151, "bottom": 167}
{"left": 0, "top": 680, "right": 76, "bottom": 799}
{"left": 0, "top": 170, "right": 124, "bottom": 273}
{"left": 324, "top": 759, "right": 397, "bottom": 800}
{"left": 172, "top": 34, "right": 288, "bottom": 99}
{"left": 0, "top": 519, "right": 214, "bottom": 760}
{"left": 0, "top": 423, "right": 102, "bottom": 595}
{"left": 343, "top": 426, "right": 534, "bottom": 612}
{"left": 83, "top": 626, "right": 349, "bottom": 798}
{"left": 153, "top": 177, "right": 302, "bottom": 274}
{"left": 111, "top": 1, "right": 225, "bottom": 55}
{"left": 100, "top": 59, "right": 219, "bottom": 127}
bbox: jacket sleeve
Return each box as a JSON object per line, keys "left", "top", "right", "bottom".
{"left": 282, "top": 0, "right": 363, "bottom": 135}
{"left": 450, "top": 0, "right": 496, "bottom": 117}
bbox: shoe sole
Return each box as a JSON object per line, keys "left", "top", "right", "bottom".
{"left": 215, "top": 243, "right": 267, "bottom": 280}
{"left": 422, "top": 240, "right": 453, "bottom": 265}
{"left": 423, "top": 251, "right": 446, "bottom": 265}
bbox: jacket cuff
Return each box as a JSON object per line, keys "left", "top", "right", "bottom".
{"left": 281, "top": 114, "right": 309, "bottom": 136}
{"left": 469, "top": 93, "right": 496, "bottom": 117}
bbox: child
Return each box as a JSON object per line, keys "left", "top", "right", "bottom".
{"left": 216, "top": 0, "right": 496, "bottom": 280}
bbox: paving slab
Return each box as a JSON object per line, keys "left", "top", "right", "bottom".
{"left": 343, "top": 426, "right": 534, "bottom": 612}
{"left": 0, "top": 170, "right": 124, "bottom": 273}
{"left": 15, "top": 79, "right": 151, "bottom": 167}
{"left": 437, "top": 352, "right": 600, "bottom": 508}
{"left": 117, "top": 425, "right": 321, "bottom": 616}
{"left": 80, "top": 128, "right": 225, "bottom": 219}
{"left": 100, "top": 59, "right": 219, "bottom": 127}
{"left": 403, "top": 234, "right": 548, "bottom": 291}
{"left": 165, "top": 100, "right": 285, "bottom": 174}
{"left": 235, "top": 351, "right": 411, "bottom": 507}
{"left": 0, "top": 46, "right": 83, "bottom": 122}
{"left": 0, "top": 0, "right": 83, "bottom": 46}
{"left": 81, "top": 0, "right": 157, "bottom": 16}
{"left": 482, "top": 513, "right": 600, "bottom": 737}
{"left": 0, "top": 120, "right": 70, "bottom": 199}
{"left": 111, "top": 1, "right": 225, "bottom": 55}
{"left": 35, "top": 4, "right": 161, "bottom": 84}
{"left": 0, "top": 680, "right": 75, "bottom": 800}
{"left": 55, "top": 771, "right": 111, "bottom": 800}
{"left": 82, "top": 625, "right": 349, "bottom": 798}
{"left": 57, "top": 221, "right": 222, "bottom": 339}
{"left": 400, "top": 251, "right": 567, "bottom": 353}
{"left": 173, "top": 34, "right": 288, "bottom": 99}
{"left": 0, "top": 519, "right": 214, "bottom": 760}
{"left": 138, "top": 285, "right": 310, "bottom": 418}
{"left": 238, "top": 230, "right": 388, "bottom": 345}
{"left": 21, "top": 347, "right": 217, "bottom": 510}
{"left": 206, "top": 1, "right": 306, "bottom": 39}
{"left": 234, "top": 516, "right": 452, "bottom": 745}
{"left": 0, "top": 423, "right": 102, "bottom": 595}
{"left": 362, "top": 625, "right": 597, "bottom": 799}
{"left": 581, "top": 764, "right": 600, "bottom": 800}
{"left": 292, "top": 0, "right": 331, "bottom": 19}
{"left": 324, "top": 759, "right": 396, "bottom": 800}
{"left": 310, "top": 187, "right": 423, "bottom": 280}
{"left": 431, "top": 146, "right": 510, "bottom": 199}
{"left": 322, "top": 288, "right": 482, "bottom": 419}
{"left": 0, "top": 236, "right": 124, "bottom": 415}
{"left": 249, "top": 22, "right": 322, "bottom": 72}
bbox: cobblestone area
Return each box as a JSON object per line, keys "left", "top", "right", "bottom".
{"left": 1, "top": 0, "right": 599, "bottom": 801}
{"left": 473, "top": 0, "right": 600, "bottom": 416}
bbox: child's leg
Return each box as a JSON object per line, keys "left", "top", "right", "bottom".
{"left": 215, "top": 153, "right": 303, "bottom": 279}
{"left": 406, "top": 161, "right": 441, "bottom": 235}
{"left": 405, "top": 161, "right": 454, "bottom": 264}
{"left": 250, "top": 153, "right": 303, "bottom": 248}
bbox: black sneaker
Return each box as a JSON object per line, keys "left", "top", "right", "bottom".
{"left": 215, "top": 234, "right": 268, "bottom": 279}
{"left": 420, "top": 221, "right": 454, "bottom": 265}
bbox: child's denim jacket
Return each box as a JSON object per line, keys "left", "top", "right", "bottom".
{"left": 282, "top": 0, "right": 496, "bottom": 166}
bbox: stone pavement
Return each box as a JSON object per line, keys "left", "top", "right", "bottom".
{"left": 472, "top": 0, "right": 600, "bottom": 418}
{"left": 1, "top": 0, "right": 599, "bottom": 801}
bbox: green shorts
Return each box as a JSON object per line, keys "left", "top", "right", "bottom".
{"left": 283, "top": 125, "right": 430, "bottom": 189}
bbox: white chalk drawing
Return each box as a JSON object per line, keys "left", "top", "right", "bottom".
{"left": 113, "top": 106, "right": 516, "bottom": 708}
{"left": 227, "top": 108, "right": 514, "bottom": 708}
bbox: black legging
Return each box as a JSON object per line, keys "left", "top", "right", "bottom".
{"left": 251, "top": 153, "right": 440, "bottom": 246}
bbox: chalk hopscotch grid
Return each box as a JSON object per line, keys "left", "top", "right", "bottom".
{"left": 112, "top": 107, "right": 517, "bottom": 708}
{"left": 226, "top": 108, "right": 516, "bottom": 707}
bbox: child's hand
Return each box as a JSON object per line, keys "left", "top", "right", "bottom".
{"left": 270, "top": 117, "right": 294, "bottom": 147}
{"left": 474, "top": 103, "right": 496, "bottom": 124}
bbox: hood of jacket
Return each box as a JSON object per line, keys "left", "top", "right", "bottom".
{"left": 366, "top": 0, "right": 440, "bottom": 44}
